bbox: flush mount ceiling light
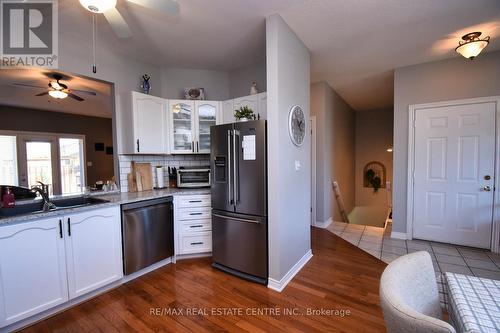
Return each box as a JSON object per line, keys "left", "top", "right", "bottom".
{"left": 79, "top": 0, "right": 117, "bottom": 13}
{"left": 386, "top": 146, "right": 393, "bottom": 153}
{"left": 48, "top": 89, "right": 68, "bottom": 99}
{"left": 455, "top": 32, "right": 490, "bottom": 60}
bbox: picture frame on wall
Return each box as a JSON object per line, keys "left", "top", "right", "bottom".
{"left": 184, "top": 87, "right": 205, "bottom": 100}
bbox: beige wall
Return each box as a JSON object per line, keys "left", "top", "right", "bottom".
{"left": 393, "top": 50, "right": 500, "bottom": 234}
{"left": 266, "top": 14, "right": 311, "bottom": 281}
{"left": 355, "top": 108, "right": 393, "bottom": 207}
{"left": 310, "top": 81, "right": 355, "bottom": 223}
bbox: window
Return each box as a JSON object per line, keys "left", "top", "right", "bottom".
{"left": 26, "top": 141, "right": 54, "bottom": 195}
{"left": 0, "top": 135, "right": 18, "bottom": 186}
{"left": 59, "top": 138, "right": 85, "bottom": 195}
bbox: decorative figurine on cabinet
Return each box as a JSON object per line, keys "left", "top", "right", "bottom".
{"left": 250, "top": 81, "right": 258, "bottom": 95}
{"left": 140, "top": 74, "right": 151, "bottom": 94}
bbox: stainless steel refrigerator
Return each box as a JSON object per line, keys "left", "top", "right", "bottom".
{"left": 210, "top": 120, "right": 268, "bottom": 285}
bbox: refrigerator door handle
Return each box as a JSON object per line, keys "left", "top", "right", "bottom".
{"left": 212, "top": 213, "right": 261, "bottom": 224}
{"left": 233, "top": 129, "right": 240, "bottom": 205}
{"left": 227, "top": 129, "right": 233, "bottom": 205}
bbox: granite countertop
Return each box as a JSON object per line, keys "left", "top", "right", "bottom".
{"left": 0, "top": 188, "right": 211, "bottom": 226}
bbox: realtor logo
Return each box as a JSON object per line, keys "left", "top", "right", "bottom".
{"left": 0, "top": 0, "right": 58, "bottom": 68}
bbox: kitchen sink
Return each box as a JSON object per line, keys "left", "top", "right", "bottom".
{"left": 0, "top": 196, "right": 109, "bottom": 218}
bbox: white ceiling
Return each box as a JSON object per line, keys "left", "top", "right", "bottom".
{"left": 60, "top": 0, "right": 304, "bottom": 71}
{"left": 0, "top": 69, "right": 113, "bottom": 118}
{"left": 280, "top": 0, "right": 500, "bottom": 110}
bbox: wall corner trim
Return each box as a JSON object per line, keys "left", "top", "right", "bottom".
{"left": 313, "top": 217, "right": 333, "bottom": 229}
{"left": 267, "top": 249, "right": 313, "bottom": 292}
{"left": 390, "top": 232, "right": 408, "bottom": 240}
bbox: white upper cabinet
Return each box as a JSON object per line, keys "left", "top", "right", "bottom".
{"left": 132, "top": 92, "right": 168, "bottom": 154}
{"left": 169, "top": 100, "right": 219, "bottom": 154}
{"left": 221, "top": 92, "right": 267, "bottom": 124}
{"left": 195, "top": 101, "right": 218, "bottom": 154}
{"left": 222, "top": 99, "right": 235, "bottom": 124}
{"left": 257, "top": 92, "right": 267, "bottom": 120}
{"left": 64, "top": 207, "right": 123, "bottom": 299}
{"left": 0, "top": 217, "right": 68, "bottom": 327}
{"left": 170, "top": 100, "right": 195, "bottom": 153}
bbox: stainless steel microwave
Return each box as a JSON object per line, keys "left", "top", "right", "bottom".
{"left": 177, "top": 168, "right": 211, "bottom": 188}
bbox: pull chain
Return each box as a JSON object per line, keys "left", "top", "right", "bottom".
{"left": 92, "top": 13, "right": 97, "bottom": 73}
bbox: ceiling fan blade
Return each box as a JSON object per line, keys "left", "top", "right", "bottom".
{"left": 67, "top": 93, "right": 84, "bottom": 102}
{"left": 70, "top": 89, "right": 97, "bottom": 96}
{"left": 103, "top": 8, "right": 132, "bottom": 38}
{"left": 35, "top": 91, "right": 49, "bottom": 96}
{"left": 126, "top": 0, "right": 179, "bottom": 16}
{"left": 13, "top": 83, "right": 46, "bottom": 89}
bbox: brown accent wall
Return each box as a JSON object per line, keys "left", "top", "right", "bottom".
{"left": 0, "top": 105, "right": 114, "bottom": 186}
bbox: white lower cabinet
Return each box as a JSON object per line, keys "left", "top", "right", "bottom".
{"left": 0, "top": 206, "right": 123, "bottom": 328}
{"left": 175, "top": 194, "right": 212, "bottom": 255}
{"left": 0, "top": 217, "right": 68, "bottom": 327}
{"left": 64, "top": 207, "right": 123, "bottom": 299}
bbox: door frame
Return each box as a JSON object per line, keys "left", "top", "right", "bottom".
{"left": 310, "top": 116, "right": 317, "bottom": 226}
{"left": 406, "top": 96, "right": 500, "bottom": 252}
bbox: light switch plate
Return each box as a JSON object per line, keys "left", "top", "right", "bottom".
{"left": 295, "top": 160, "right": 301, "bottom": 171}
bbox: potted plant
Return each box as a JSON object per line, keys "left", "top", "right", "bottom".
{"left": 365, "top": 168, "right": 382, "bottom": 193}
{"left": 234, "top": 106, "right": 256, "bottom": 122}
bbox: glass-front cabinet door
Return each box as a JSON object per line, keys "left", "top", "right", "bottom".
{"left": 195, "top": 101, "right": 218, "bottom": 154}
{"left": 170, "top": 100, "right": 195, "bottom": 153}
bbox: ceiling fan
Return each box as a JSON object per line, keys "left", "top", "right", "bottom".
{"left": 79, "top": 0, "right": 180, "bottom": 38}
{"left": 12, "top": 74, "right": 97, "bottom": 102}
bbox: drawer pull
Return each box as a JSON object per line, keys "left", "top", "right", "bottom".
{"left": 190, "top": 242, "right": 204, "bottom": 245}
{"left": 189, "top": 200, "right": 202, "bottom": 203}
{"left": 190, "top": 225, "right": 204, "bottom": 228}
{"left": 189, "top": 212, "right": 203, "bottom": 216}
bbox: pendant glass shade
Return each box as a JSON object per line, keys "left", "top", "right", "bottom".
{"left": 48, "top": 90, "right": 68, "bottom": 99}
{"left": 455, "top": 32, "right": 489, "bottom": 60}
{"left": 79, "top": 0, "right": 117, "bottom": 13}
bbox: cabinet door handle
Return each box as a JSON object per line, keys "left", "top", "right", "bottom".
{"left": 136, "top": 139, "right": 140, "bottom": 152}
{"left": 190, "top": 242, "right": 204, "bottom": 245}
{"left": 196, "top": 141, "right": 199, "bottom": 152}
{"left": 189, "top": 200, "right": 202, "bottom": 203}
{"left": 189, "top": 212, "right": 203, "bottom": 216}
{"left": 59, "top": 219, "right": 63, "bottom": 238}
{"left": 67, "top": 218, "right": 71, "bottom": 237}
{"left": 189, "top": 225, "right": 204, "bottom": 228}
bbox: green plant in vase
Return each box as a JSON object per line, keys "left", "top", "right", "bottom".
{"left": 365, "top": 168, "right": 382, "bottom": 193}
{"left": 234, "top": 106, "right": 256, "bottom": 121}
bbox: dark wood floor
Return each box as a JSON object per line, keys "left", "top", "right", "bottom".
{"left": 21, "top": 227, "right": 387, "bottom": 332}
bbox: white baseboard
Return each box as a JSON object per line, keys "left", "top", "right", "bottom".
{"left": 313, "top": 217, "right": 332, "bottom": 229}
{"left": 391, "top": 231, "right": 408, "bottom": 240}
{"left": 268, "top": 249, "right": 313, "bottom": 292}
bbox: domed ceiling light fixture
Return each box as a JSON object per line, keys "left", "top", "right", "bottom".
{"left": 455, "top": 32, "right": 490, "bottom": 60}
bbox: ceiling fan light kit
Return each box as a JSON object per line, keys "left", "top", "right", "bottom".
{"left": 79, "top": 0, "right": 117, "bottom": 13}
{"left": 48, "top": 89, "right": 68, "bottom": 99}
{"left": 455, "top": 31, "right": 490, "bottom": 60}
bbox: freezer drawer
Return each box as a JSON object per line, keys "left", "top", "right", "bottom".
{"left": 211, "top": 211, "right": 267, "bottom": 282}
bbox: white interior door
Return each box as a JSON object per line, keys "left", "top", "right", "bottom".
{"left": 413, "top": 102, "right": 496, "bottom": 248}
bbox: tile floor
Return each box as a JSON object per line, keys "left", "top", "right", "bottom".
{"left": 326, "top": 221, "right": 500, "bottom": 305}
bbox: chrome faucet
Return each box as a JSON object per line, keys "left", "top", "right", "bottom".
{"left": 31, "top": 182, "right": 56, "bottom": 212}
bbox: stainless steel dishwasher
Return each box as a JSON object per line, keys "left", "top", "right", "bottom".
{"left": 121, "top": 197, "right": 174, "bottom": 275}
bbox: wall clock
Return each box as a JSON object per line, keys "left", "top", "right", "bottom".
{"left": 288, "top": 105, "right": 306, "bottom": 146}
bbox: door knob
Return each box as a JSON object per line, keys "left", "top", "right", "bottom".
{"left": 481, "top": 186, "right": 491, "bottom": 192}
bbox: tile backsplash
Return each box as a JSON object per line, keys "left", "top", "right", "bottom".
{"left": 118, "top": 154, "right": 210, "bottom": 192}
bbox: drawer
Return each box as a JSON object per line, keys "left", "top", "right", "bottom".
{"left": 177, "top": 195, "right": 211, "bottom": 208}
{"left": 179, "top": 233, "right": 212, "bottom": 254}
{"left": 180, "top": 219, "right": 212, "bottom": 233}
{"left": 178, "top": 207, "right": 212, "bottom": 220}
